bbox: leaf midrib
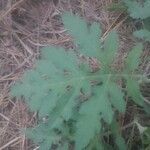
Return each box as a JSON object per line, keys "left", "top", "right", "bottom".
{"left": 47, "top": 73, "right": 144, "bottom": 89}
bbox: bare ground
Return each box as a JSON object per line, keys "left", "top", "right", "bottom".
{"left": 0, "top": 0, "right": 149, "bottom": 150}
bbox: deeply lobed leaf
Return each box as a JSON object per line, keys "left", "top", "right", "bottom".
{"left": 62, "top": 13, "right": 101, "bottom": 57}
{"left": 134, "top": 29, "right": 150, "bottom": 42}
{"left": 11, "top": 12, "right": 145, "bottom": 150}
{"left": 123, "top": 0, "right": 150, "bottom": 19}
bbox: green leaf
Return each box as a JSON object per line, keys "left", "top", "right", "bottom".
{"left": 10, "top": 12, "right": 145, "bottom": 150}
{"left": 134, "top": 29, "right": 150, "bottom": 42}
{"left": 126, "top": 77, "right": 144, "bottom": 106}
{"left": 143, "top": 17, "right": 150, "bottom": 30}
{"left": 123, "top": 0, "right": 150, "bottom": 19}
{"left": 75, "top": 77, "right": 126, "bottom": 149}
{"left": 87, "top": 136, "right": 104, "bottom": 150}
{"left": 58, "top": 143, "right": 69, "bottom": 150}
{"left": 75, "top": 95, "right": 101, "bottom": 150}
{"left": 142, "top": 127, "right": 150, "bottom": 146}
{"left": 125, "top": 43, "right": 143, "bottom": 72}
{"left": 11, "top": 47, "right": 80, "bottom": 118}
{"left": 115, "top": 136, "right": 127, "bottom": 150}
{"left": 26, "top": 124, "right": 60, "bottom": 150}
{"left": 108, "top": 82, "right": 126, "bottom": 113}
{"left": 111, "top": 119, "right": 127, "bottom": 150}
{"left": 62, "top": 13, "right": 101, "bottom": 57}
{"left": 124, "top": 43, "right": 144, "bottom": 106}
{"left": 99, "top": 31, "right": 119, "bottom": 72}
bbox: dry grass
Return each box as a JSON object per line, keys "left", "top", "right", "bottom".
{"left": 0, "top": 0, "right": 149, "bottom": 149}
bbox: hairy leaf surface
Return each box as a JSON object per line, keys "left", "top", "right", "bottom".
{"left": 62, "top": 13, "right": 101, "bottom": 57}
{"left": 134, "top": 29, "right": 150, "bottom": 42}
{"left": 11, "top": 13, "right": 145, "bottom": 150}
{"left": 123, "top": 0, "right": 150, "bottom": 19}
